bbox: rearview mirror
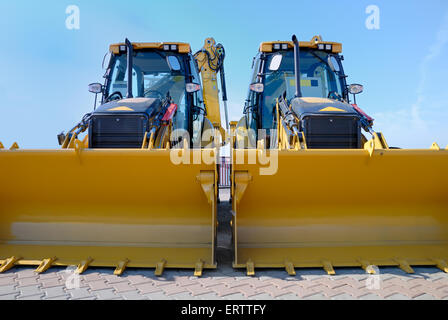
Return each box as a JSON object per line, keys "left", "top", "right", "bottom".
{"left": 349, "top": 84, "right": 364, "bottom": 94}
{"left": 268, "top": 54, "right": 282, "bottom": 71}
{"left": 88, "top": 83, "right": 103, "bottom": 94}
{"left": 167, "top": 55, "right": 181, "bottom": 71}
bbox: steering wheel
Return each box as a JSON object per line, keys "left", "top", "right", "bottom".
{"left": 105, "top": 91, "right": 123, "bottom": 102}
{"left": 144, "top": 89, "right": 164, "bottom": 100}
{"left": 328, "top": 91, "right": 343, "bottom": 101}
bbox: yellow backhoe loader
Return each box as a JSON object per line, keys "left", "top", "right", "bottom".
{"left": 231, "top": 35, "right": 448, "bottom": 276}
{"left": 0, "top": 37, "right": 228, "bottom": 276}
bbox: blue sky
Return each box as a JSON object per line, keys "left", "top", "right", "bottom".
{"left": 0, "top": 0, "right": 447, "bottom": 148}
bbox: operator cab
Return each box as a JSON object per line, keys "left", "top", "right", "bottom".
{"left": 243, "top": 36, "right": 369, "bottom": 149}
{"left": 85, "top": 42, "right": 209, "bottom": 148}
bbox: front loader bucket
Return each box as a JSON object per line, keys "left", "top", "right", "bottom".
{"left": 0, "top": 147, "right": 217, "bottom": 275}
{"left": 232, "top": 148, "right": 448, "bottom": 274}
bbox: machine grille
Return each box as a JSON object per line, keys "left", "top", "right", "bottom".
{"left": 302, "top": 116, "right": 361, "bottom": 149}
{"left": 89, "top": 114, "right": 148, "bottom": 148}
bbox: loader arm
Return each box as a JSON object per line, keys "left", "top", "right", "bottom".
{"left": 194, "top": 38, "right": 229, "bottom": 141}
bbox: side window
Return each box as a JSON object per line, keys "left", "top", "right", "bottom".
{"left": 189, "top": 57, "right": 204, "bottom": 108}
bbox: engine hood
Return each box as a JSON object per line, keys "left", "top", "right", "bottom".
{"left": 93, "top": 97, "right": 162, "bottom": 117}
{"left": 291, "top": 97, "right": 359, "bottom": 118}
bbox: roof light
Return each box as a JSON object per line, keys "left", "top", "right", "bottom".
{"left": 119, "top": 45, "right": 126, "bottom": 52}
{"left": 186, "top": 83, "right": 201, "bottom": 93}
{"left": 281, "top": 43, "right": 288, "bottom": 50}
{"left": 163, "top": 44, "right": 170, "bottom": 51}
{"left": 249, "top": 82, "right": 264, "bottom": 93}
{"left": 170, "top": 44, "right": 178, "bottom": 51}
{"left": 273, "top": 43, "right": 281, "bottom": 50}
{"left": 317, "top": 43, "right": 325, "bottom": 50}
{"left": 325, "top": 44, "right": 332, "bottom": 51}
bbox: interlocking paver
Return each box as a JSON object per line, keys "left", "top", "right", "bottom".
{"left": 330, "top": 293, "right": 354, "bottom": 300}
{"left": 93, "top": 288, "right": 120, "bottom": 300}
{"left": 221, "top": 293, "right": 246, "bottom": 300}
{"left": 88, "top": 280, "right": 110, "bottom": 291}
{"left": 42, "top": 286, "right": 66, "bottom": 299}
{"left": 144, "top": 291, "right": 173, "bottom": 300}
{"left": 112, "top": 282, "right": 136, "bottom": 293}
{"left": 120, "top": 290, "right": 148, "bottom": 300}
{"left": 171, "top": 292, "right": 194, "bottom": 300}
{"left": 67, "top": 288, "right": 92, "bottom": 299}
{"left": 186, "top": 284, "right": 215, "bottom": 296}
{"left": 103, "top": 275, "right": 129, "bottom": 284}
{"left": 16, "top": 269, "right": 38, "bottom": 279}
{"left": 17, "top": 277, "right": 39, "bottom": 287}
{"left": 0, "top": 277, "right": 16, "bottom": 286}
{"left": 40, "top": 278, "right": 64, "bottom": 288}
{"left": 195, "top": 292, "right": 222, "bottom": 300}
{"left": 45, "top": 295, "right": 71, "bottom": 300}
{"left": 125, "top": 275, "right": 153, "bottom": 286}
{"left": 18, "top": 285, "right": 42, "bottom": 297}
{"left": 161, "top": 284, "right": 190, "bottom": 296}
{"left": 136, "top": 283, "right": 163, "bottom": 294}
{"left": 17, "top": 294, "right": 44, "bottom": 300}
{"left": 0, "top": 293, "right": 20, "bottom": 300}
{"left": 303, "top": 293, "right": 327, "bottom": 300}
{"left": 0, "top": 285, "right": 18, "bottom": 296}
{"left": 3, "top": 264, "right": 448, "bottom": 300}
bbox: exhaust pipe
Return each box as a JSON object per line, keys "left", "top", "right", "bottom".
{"left": 292, "top": 35, "right": 302, "bottom": 98}
{"left": 125, "top": 38, "right": 133, "bottom": 99}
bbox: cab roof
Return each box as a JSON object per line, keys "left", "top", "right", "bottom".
{"left": 109, "top": 42, "right": 191, "bottom": 54}
{"left": 260, "top": 35, "right": 342, "bottom": 54}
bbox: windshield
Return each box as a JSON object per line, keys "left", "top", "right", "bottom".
{"left": 261, "top": 49, "right": 345, "bottom": 129}
{"left": 106, "top": 50, "right": 186, "bottom": 106}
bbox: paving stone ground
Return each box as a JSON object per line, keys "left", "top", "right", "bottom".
{"left": 1, "top": 189, "right": 447, "bottom": 300}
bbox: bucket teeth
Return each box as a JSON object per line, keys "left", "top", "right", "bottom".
{"left": 0, "top": 256, "right": 20, "bottom": 273}
{"left": 395, "top": 259, "right": 414, "bottom": 274}
{"left": 322, "top": 261, "right": 335, "bottom": 275}
{"left": 360, "top": 260, "right": 377, "bottom": 274}
{"left": 246, "top": 260, "right": 255, "bottom": 276}
{"left": 434, "top": 259, "right": 448, "bottom": 273}
{"left": 114, "top": 259, "right": 129, "bottom": 276}
{"left": 194, "top": 260, "right": 204, "bottom": 277}
{"left": 35, "top": 258, "right": 56, "bottom": 273}
{"left": 284, "top": 261, "right": 296, "bottom": 276}
{"left": 76, "top": 257, "right": 93, "bottom": 274}
{"left": 155, "top": 260, "right": 166, "bottom": 277}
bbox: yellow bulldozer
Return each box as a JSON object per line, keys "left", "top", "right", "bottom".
{"left": 0, "top": 38, "right": 228, "bottom": 276}
{"left": 231, "top": 35, "right": 448, "bottom": 276}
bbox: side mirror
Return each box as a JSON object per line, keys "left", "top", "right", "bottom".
{"left": 268, "top": 54, "right": 282, "bottom": 71}
{"left": 186, "top": 83, "right": 201, "bottom": 93}
{"left": 250, "top": 82, "right": 264, "bottom": 93}
{"left": 167, "top": 55, "right": 181, "bottom": 71}
{"left": 328, "top": 55, "right": 341, "bottom": 73}
{"left": 349, "top": 84, "right": 364, "bottom": 94}
{"left": 88, "top": 83, "right": 103, "bottom": 94}
{"left": 57, "top": 132, "right": 66, "bottom": 146}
